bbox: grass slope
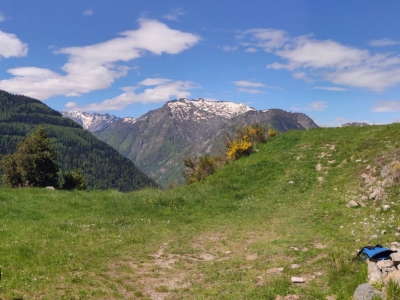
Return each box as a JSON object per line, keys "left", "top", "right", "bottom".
{"left": 1, "top": 124, "right": 400, "bottom": 299}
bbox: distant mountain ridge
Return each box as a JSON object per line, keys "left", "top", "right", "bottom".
{"left": 60, "top": 111, "right": 136, "bottom": 132}
{"left": 0, "top": 90, "right": 157, "bottom": 191}
{"left": 77, "top": 98, "right": 319, "bottom": 186}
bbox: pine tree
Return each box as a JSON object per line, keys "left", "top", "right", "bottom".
{"left": 0, "top": 125, "right": 59, "bottom": 187}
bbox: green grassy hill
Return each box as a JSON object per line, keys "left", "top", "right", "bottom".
{"left": 1, "top": 124, "right": 400, "bottom": 299}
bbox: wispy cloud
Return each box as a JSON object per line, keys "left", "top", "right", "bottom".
{"left": 65, "top": 77, "right": 200, "bottom": 111}
{"left": 245, "top": 47, "right": 257, "bottom": 53}
{"left": 233, "top": 80, "right": 282, "bottom": 94}
{"left": 233, "top": 80, "right": 265, "bottom": 88}
{"left": 0, "top": 12, "right": 5, "bottom": 22}
{"left": 239, "top": 29, "right": 400, "bottom": 92}
{"left": 0, "top": 30, "right": 28, "bottom": 58}
{"left": 369, "top": 38, "right": 400, "bottom": 47}
{"left": 233, "top": 80, "right": 264, "bottom": 94}
{"left": 83, "top": 9, "right": 93, "bottom": 16}
{"left": 313, "top": 86, "right": 349, "bottom": 91}
{"left": 371, "top": 100, "right": 400, "bottom": 112}
{"left": 163, "top": 8, "right": 186, "bottom": 21}
{"left": 221, "top": 46, "right": 237, "bottom": 51}
{"left": 0, "top": 19, "right": 200, "bottom": 100}
{"left": 292, "top": 100, "right": 328, "bottom": 111}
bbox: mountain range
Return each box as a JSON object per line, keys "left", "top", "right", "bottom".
{"left": 0, "top": 90, "right": 157, "bottom": 191}
{"left": 63, "top": 98, "right": 318, "bottom": 186}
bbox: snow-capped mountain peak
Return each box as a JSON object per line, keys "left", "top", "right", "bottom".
{"left": 167, "top": 98, "right": 255, "bottom": 121}
{"left": 61, "top": 111, "right": 121, "bottom": 132}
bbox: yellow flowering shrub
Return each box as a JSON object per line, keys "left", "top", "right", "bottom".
{"left": 268, "top": 129, "right": 279, "bottom": 138}
{"left": 226, "top": 139, "right": 253, "bottom": 160}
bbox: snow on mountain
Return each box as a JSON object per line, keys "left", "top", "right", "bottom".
{"left": 60, "top": 111, "right": 121, "bottom": 132}
{"left": 167, "top": 98, "right": 255, "bottom": 121}
{"left": 62, "top": 99, "right": 257, "bottom": 132}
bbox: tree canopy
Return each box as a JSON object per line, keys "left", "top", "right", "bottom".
{"left": 0, "top": 125, "right": 59, "bottom": 187}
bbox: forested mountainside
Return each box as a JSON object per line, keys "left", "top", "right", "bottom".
{"left": 94, "top": 98, "right": 319, "bottom": 186}
{"left": 0, "top": 90, "right": 157, "bottom": 191}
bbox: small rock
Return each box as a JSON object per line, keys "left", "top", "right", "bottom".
{"left": 385, "top": 270, "right": 400, "bottom": 284}
{"left": 370, "top": 234, "right": 378, "bottom": 239}
{"left": 356, "top": 159, "right": 362, "bottom": 163}
{"left": 288, "top": 181, "right": 294, "bottom": 184}
{"left": 383, "top": 205, "right": 391, "bottom": 211}
{"left": 291, "top": 264, "right": 300, "bottom": 269}
{"left": 45, "top": 186, "right": 55, "bottom": 190}
{"left": 291, "top": 276, "right": 305, "bottom": 283}
{"left": 390, "top": 252, "right": 400, "bottom": 264}
{"left": 382, "top": 230, "right": 387, "bottom": 235}
{"left": 366, "top": 165, "right": 371, "bottom": 170}
{"left": 346, "top": 200, "right": 360, "bottom": 208}
{"left": 352, "top": 283, "right": 383, "bottom": 300}
{"left": 377, "top": 259, "right": 393, "bottom": 269}
{"left": 266, "top": 267, "right": 284, "bottom": 274}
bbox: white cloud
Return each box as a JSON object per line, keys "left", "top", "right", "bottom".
{"left": 237, "top": 88, "right": 264, "bottom": 94}
{"left": 0, "top": 30, "right": 28, "bottom": 58}
{"left": 0, "top": 12, "right": 5, "bottom": 22}
{"left": 0, "top": 19, "right": 200, "bottom": 100}
{"left": 221, "top": 46, "right": 237, "bottom": 51}
{"left": 233, "top": 80, "right": 282, "bottom": 93}
{"left": 241, "top": 29, "right": 400, "bottom": 92}
{"left": 239, "top": 28, "right": 287, "bottom": 52}
{"left": 292, "top": 101, "right": 327, "bottom": 111}
{"left": 369, "top": 38, "right": 400, "bottom": 47}
{"left": 83, "top": 9, "right": 93, "bottom": 16}
{"left": 163, "top": 8, "right": 186, "bottom": 21}
{"left": 245, "top": 47, "right": 257, "bottom": 53}
{"left": 313, "top": 86, "right": 349, "bottom": 91}
{"left": 233, "top": 80, "right": 265, "bottom": 88}
{"left": 371, "top": 100, "right": 400, "bottom": 112}
{"left": 65, "top": 77, "right": 200, "bottom": 111}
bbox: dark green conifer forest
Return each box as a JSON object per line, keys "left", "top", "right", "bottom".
{"left": 0, "top": 90, "right": 158, "bottom": 191}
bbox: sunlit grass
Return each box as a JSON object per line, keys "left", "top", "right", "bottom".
{"left": 1, "top": 124, "right": 400, "bottom": 299}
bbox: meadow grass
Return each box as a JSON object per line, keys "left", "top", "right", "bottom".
{"left": 1, "top": 124, "right": 400, "bottom": 299}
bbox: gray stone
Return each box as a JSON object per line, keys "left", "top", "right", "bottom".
{"left": 367, "top": 259, "right": 379, "bottom": 273}
{"left": 346, "top": 200, "right": 360, "bottom": 208}
{"left": 291, "top": 277, "right": 305, "bottom": 283}
{"left": 352, "top": 283, "right": 383, "bottom": 300}
{"left": 382, "top": 266, "right": 397, "bottom": 276}
{"left": 382, "top": 205, "right": 390, "bottom": 211}
{"left": 370, "top": 234, "right": 378, "bottom": 239}
{"left": 45, "top": 186, "right": 55, "bottom": 190}
{"left": 390, "top": 252, "right": 400, "bottom": 264}
{"left": 377, "top": 259, "right": 393, "bottom": 269}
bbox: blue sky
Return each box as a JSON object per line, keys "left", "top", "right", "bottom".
{"left": 1, "top": 1, "right": 400, "bottom": 126}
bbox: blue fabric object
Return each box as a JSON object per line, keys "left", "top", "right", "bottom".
{"left": 360, "top": 245, "right": 394, "bottom": 260}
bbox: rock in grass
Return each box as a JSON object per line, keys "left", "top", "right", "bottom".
{"left": 346, "top": 200, "right": 360, "bottom": 208}
{"left": 352, "top": 283, "right": 383, "bottom": 300}
{"left": 291, "top": 277, "right": 305, "bottom": 283}
{"left": 385, "top": 270, "right": 400, "bottom": 284}
{"left": 390, "top": 252, "right": 400, "bottom": 264}
{"left": 377, "top": 259, "right": 393, "bottom": 269}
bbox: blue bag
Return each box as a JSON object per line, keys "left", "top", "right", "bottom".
{"left": 357, "top": 244, "right": 394, "bottom": 261}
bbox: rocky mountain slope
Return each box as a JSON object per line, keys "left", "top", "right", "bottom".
{"left": 60, "top": 111, "right": 128, "bottom": 132}
{"left": 90, "top": 98, "right": 318, "bottom": 186}
{"left": 0, "top": 90, "right": 157, "bottom": 191}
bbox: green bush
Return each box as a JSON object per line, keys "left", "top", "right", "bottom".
{"left": 183, "top": 155, "right": 220, "bottom": 184}
{"left": 59, "top": 169, "right": 87, "bottom": 190}
{"left": 0, "top": 125, "right": 59, "bottom": 187}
